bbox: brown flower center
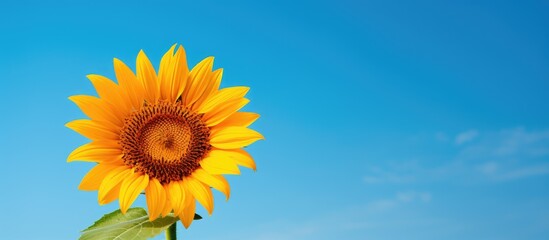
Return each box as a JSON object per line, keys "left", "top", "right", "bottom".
{"left": 120, "top": 101, "right": 211, "bottom": 184}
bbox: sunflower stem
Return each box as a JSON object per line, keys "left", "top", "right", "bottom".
{"left": 166, "top": 222, "right": 177, "bottom": 240}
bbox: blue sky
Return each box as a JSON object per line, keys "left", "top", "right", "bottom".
{"left": 0, "top": 0, "right": 548, "bottom": 239}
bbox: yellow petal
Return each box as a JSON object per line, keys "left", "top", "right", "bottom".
{"left": 166, "top": 181, "right": 186, "bottom": 216}
{"left": 157, "top": 45, "right": 189, "bottom": 102}
{"left": 198, "top": 86, "right": 249, "bottom": 113}
{"left": 161, "top": 193, "right": 173, "bottom": 217}
{"left": 98, "top": 166, "right": 132, "bottom": 205}
{"left": 215, "top": 148, "right": 257, "bottom": 171}
{"left": 158, "top": 45, "right": 176, "bottom": 101}
{"left": 67, "top": 141, "right": 122, "bottom": 163}
{"left": 213, "top": 112, "right": 260, "bottom": 130}
{"left": 87, "top": 74, "right": 130, "bottom": 115}
{"left": 183, "top": 177, "right": 214, "bottom": 215}
{"left": 192, "top": 168, "right": 231, "bottom": 200}
{"left": 200, "top": 150, "right": 241, "bottom": 175}
{"left": 192, "top": 68, "right": 223, "bottom": 111}
{"left": 210, "top": 126, "right": 264, "bottom": 149}
{"left": 78, "top": 164, "right": 122, "bottom": 191}
{"left": 102, "top": 182, "right": 122, "bottom": 205}
{"left": 170, "top": 46, "right": 189, "bottom": 102}
{"left": 202, "top": 98, "right": 249, "bottom": 127}
{"left": 66, "top": 119, "right": 119, "bottom": 141}
{"left": 114, "top": 58, "right": 145, "bottom": 110}
{"left": 184, "top": 57, "right": 214, "bottom": 106}
{"left": 136, "top": 50, "right": 159, "bottom": 103}
{"left": 119, "top": 173, "right": 149, "bottom": 214}
{"left": 69, "top": 95, "right": 123, "bottom": 128}
{"left": 180, "top": 191, "right": 196, "bottom": 229}
{"left": 145, "top": 178, "right": 166, "bottom": 221}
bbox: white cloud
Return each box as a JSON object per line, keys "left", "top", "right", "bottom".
{"left": 477, "top": 161, "right": 499, "bottom": 175}
{"left": 368, "top": 191, "right": 432, "bottom": 211}
{"left": 362, "top": 162, "right": 424, "bottom": 185}
{"left": 367, "top": 199, "right": 399, "bottom": 211}
{"left": 500, "top": 165, "right": 549, "bottom": 180}
{"left": 364, "top": 127, "right": 549, "bottom": 185}
{"left": 397, "top": 191, "right": 432, "bottom": 203}
{"left": 435, "top": 132, "right": 449, "bottom": 142}
{"left": 450, "top": 128, "right": 549, "bottom": 181}
{"left": 220, "top": 205, "right": 377, "bottom": 240}
{"left": 493, "top": 127, "right": 549, "bottom": 156}
{"left": 363, "top": 171, "right": 415, "bottom": 184}
{"left": 476, "top": 161, "right": 549, "bottom": 181}
{"left": 240, "top": 191, "right": 434, "bottom": 240}
{"left": 461, "top": 127, "right": 549, "bottom": 181}
{"left": 252, "top": 224, "right": 320, "bottom": 240}
{"left": 455, "top": 129, "right": 479, "bottom": 145}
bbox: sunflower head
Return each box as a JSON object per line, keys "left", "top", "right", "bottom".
{"left": 67, "top": 44, "right": 263, "bottom": 228}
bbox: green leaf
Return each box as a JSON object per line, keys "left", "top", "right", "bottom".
{"left": 80, "top": 208, "right": 177, "bottom": 240}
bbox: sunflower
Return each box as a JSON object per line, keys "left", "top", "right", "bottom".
{"left": 67, "top": 44, "right": 263, "bottom": 228}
